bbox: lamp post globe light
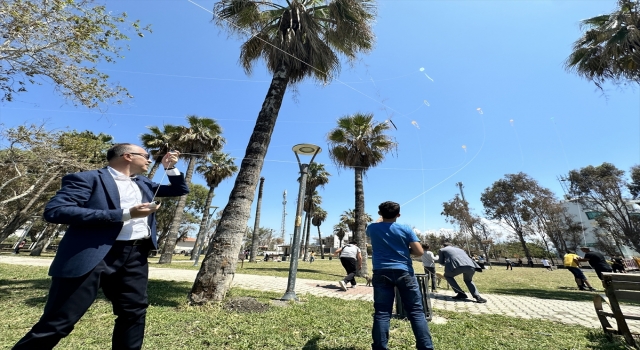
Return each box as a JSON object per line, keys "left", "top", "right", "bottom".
{"left": 281, "top": 143, "right": 321, "bottom": 301}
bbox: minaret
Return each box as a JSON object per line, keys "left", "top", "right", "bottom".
{"left": 281, "top": 190, "right": 287, "bottom": 240}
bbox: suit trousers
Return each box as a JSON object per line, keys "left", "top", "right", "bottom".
{"left": 13, "top": 242, "right": 151, "bottom": 350}
{"left": 443, "top": 266, "right": 480, "bottom": 297}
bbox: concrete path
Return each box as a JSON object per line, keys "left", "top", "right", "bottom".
{"left": 2, "top": 255, "right": 638, "bottom": 332}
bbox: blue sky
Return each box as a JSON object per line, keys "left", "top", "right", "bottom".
{"left": 2, "top": 0, "right": 639, "bottom": 241}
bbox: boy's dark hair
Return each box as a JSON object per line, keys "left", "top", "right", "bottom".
{"left": 107, "top": 143, "right": 135, "bottom": 161}
{"left": 421, "top": 243, "right": 430, "bottom": 250}
{"left": 442, "top": 241, "right": 452, "bottom": 247}
{"left": 348, "top": 240, "right": 357, "bottom": 245}
{"left": 378, "top": 201, "right": 400, "bottom": 219}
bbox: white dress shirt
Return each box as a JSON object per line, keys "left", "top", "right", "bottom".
{"left": 108, "top": 167, "right": 151, "bottom": 241}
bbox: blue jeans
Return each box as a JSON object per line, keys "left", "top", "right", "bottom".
{"left": 372, "top": 269, "right": 434, "bottom": 350}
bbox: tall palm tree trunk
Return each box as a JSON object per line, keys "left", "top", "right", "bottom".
{"left": 190, "top": 64, "right": 290, "bottom": 303}
{"left": 317, "top": 225, "right": 324, "bottom": 259}
{"left": 191, "top": 187, "right": 216, "bottom": 260}
{"left": 159, "top": 156, "right": 197, "bottom": 264}
{"left": 147, "top": 158, "right": 163, "bottom": 180}
{"left": 303, "top": 207, "right": 313, "bottom": 260}
{"left": 250, "top": 177, "right": 265, "bottom": 262}
{"left": 0, "top": 172, "right": 59, "bottom": 244}
{"left": 354, "top": 167, "right": 368, "bottom": 277}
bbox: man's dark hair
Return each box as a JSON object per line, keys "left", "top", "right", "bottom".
{"left": 378, "top": 201, "right": 400, "bottom": 219}
{"left": 348, "top": 239, "right": 357, "bottom": 245}
{"left": 567, "top": 250, "right": 575, "bottom": 254}
{"left": 421, "top": 243, "right": 430, "bottom": 250}
{"left": 442, "top": 241, "right": 452, "bottom": 247}
{"left": 107, "top": 143, "right": 135, "bottom": 161}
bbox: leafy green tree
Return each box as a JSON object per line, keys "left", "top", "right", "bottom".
{"left": 191, "top": 152, "right": 238, "bottom": 260}
{"left": 191, "top": 0, "right": 377, "bottom": 303}
{"left": 312, "top": 207, "right": 327, "bottom": 259}
{"left": 442, "top": 194, "right": 489, "bottom": 259}
{"left": 0, "top": 0, "right": 150, "bottom": 108}
{"left": 567, "top": 162, "right": 640, "bottom": 252}
{"left": 480, "top": 173, "right": 551, "bottom": 260}
{"left": 0, "top": 126, "right": 113, "bottom": 243}
{"left": 158, "top": 116, "right": 225, "bottom": 264}
{"left": 328, "top": 112, "right": 395, "bottom": 276}
{"left": 565, "top": 0, "right": 640, "bottom": 89}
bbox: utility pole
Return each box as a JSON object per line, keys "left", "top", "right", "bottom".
{"left": 456, "top": 182, "right": 473, "bottom": 256}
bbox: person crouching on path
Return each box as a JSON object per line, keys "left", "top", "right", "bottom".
{"left": 334, "top": 241, "right": 362, "bottom": 290}
{"left": 421, "top": 243, "right": 438, "bottom": 292}
{"left": 366, "top": 201, "right": 434, "bottom": 350}
{"left": 439, "top": 242, "right": 487, "bottom": 303}
{"left": 563, "top": 250, "right": 595, "bottom": 291}
{"left": 578, "top": 247, "right": 613, "bottom": 281}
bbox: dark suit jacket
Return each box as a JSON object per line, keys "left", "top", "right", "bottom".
{"left": 44, "top": 167, "right": 189, "bottom": 278}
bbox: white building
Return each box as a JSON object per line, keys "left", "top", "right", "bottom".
{"left": 562, "top": 199, "right": 639, "bottom": 257}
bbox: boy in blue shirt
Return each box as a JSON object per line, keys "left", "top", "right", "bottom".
{"left": 366, "top": 201, "right": 434, "bottom": 350}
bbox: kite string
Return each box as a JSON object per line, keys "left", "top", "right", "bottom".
{"left": 401, "top": 113, "right": 486, "bottom": 207}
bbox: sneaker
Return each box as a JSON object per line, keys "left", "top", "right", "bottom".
{"left": 588, "top": 287, "right": 597, "bottom": 292}
{"left": 475, "top": 296, "right": 487, "bottom": 303}
{"left": 350, "top": 284, "right": 356, "bottom": 289}
{"left": 452, "top": 292, "right": 468, "bottom": 300}
{"left": 338, "top": 281, "right": 347, "bottom": 291}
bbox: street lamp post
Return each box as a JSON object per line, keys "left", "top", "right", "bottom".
{"left": 281, "top": 143, "right": 321, "bottom": 301}
{"left": 193, "top": 205, "right": 219, "bottom": 266}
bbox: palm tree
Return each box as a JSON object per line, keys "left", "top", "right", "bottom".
{"left": 327, "top": 113, "right": 396, "bottom": 276}
{"left": 191, "top": 152, "right": 238, "bottom": 261}
{"left": 140, "top": 124, "right": 181, "bottom": 180}
{"left": 302, "top": 191, "right": 322, "bottom": 260}
{"left": 300, "top": 162, "right": 330, "bottom": 260}
{"left": 190, "top": 0, "right": 376, "bottom": 303}
{"left": 158, "top": 116, "right": 225, "bottom": 264}
{"left": 249, "top": 177, "right": 266, "bottom": 262}
{"left": 565, "top": 0, "right": 640, "bottom": 88}
{"left": 312, "top": 207, "right": 327, "bottom": 259}
{"left": 333, "top": 222, "right": 348, "bottom": 248}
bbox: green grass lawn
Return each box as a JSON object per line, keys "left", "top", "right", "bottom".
{"left": 147, "top": 257, "right": 616, "bottom": 304}
{"left": 0, "top": 263, "right": 626, "bottom": 349}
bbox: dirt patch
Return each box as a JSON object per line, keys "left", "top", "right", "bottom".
{"left": 223, "top": 297, "right": 270, "bottom": 313}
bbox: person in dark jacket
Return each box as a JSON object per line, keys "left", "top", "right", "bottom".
{"left": 13, "top": 143, "right": 189, "bottom": 350}
{"left": 438, "top": 242, "right": 487, "bottom": 303}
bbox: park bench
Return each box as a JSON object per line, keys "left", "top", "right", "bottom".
{"left": 593, "top": 272, "right": 640, "bottom": 348}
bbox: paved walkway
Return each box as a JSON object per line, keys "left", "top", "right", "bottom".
{"left": 1, "top": 256, "right": 638, "bottom": 332}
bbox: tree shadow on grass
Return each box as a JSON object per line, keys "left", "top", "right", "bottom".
{"left": 240, "top": 267, "right": 344, "bottom": 278}
{"left": 301, "top": 335, "right": 359, "bottom": 350}
{"left": 584, "top": 330, "right": 630, "bottom": 349}
{"left": 488, "top": 287, "right": 595, "bottom": 303}
{"left": 0, "top": 278, "right": 190, "bottom": 308}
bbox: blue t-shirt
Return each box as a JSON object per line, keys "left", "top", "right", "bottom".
{"left": 366, "top": 222, "right": 419, "bottom": 273}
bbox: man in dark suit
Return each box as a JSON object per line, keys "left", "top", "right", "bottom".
{"left": 13, "top": 143, "right": 189, "bottom": 350}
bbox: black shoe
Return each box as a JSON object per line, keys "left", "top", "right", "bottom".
{"left": 588, "top": 287, "right": 597, "bottom": 292}
{"left": 452, "top": 292, "right": 468, "bottom": 300}
{"left": 475, "top": 296, "right": 487, "bottom": 303}
{"left": 578, "top": 287, "right": 586, "bottom": 291}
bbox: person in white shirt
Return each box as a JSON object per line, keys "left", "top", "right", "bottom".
{"left": 421, "top": 243, "right": 439, "bottom": 292}
{"left": 334, "top": 241, "right": 362, "bottom": 290}
{"left": 541, "top": 258, "right": 553, "bottom": 271}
